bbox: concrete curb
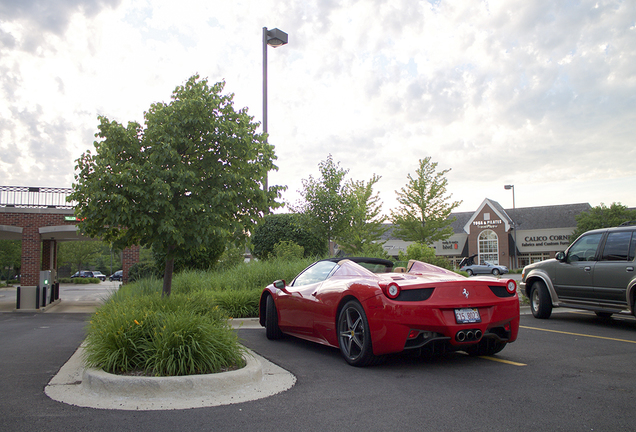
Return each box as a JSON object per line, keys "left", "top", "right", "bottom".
{"left": 45, "top": 344, "right": 296, "bottom": 411}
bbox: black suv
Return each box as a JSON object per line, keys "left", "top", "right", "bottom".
{"left": 521, "top": 223, "right": 636, "bottom": 319}
{"left": 109, "top": 270, "right": 123, "bottom": 282}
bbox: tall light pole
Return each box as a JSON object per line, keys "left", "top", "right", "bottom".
{"left": 504, "top": 184, "right": 517, "bottom": 269}
{"left": 262, "top": 27, "right": 288, "bottom": 192}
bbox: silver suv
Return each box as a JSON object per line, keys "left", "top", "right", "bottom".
{"left": 521, "top": 224, "right": 636, "bottom": 319}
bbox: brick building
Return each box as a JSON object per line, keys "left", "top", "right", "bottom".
{"left": 382, "top": 198, "right": 592, "bottom": 269}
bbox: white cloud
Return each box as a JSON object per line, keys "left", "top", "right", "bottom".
{"left": 0, "top": 0, "right": 634, "bottom": 214}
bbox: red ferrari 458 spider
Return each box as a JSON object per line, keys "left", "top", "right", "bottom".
{"left": 259, "top": 257, "right": 520, "bottom": 366}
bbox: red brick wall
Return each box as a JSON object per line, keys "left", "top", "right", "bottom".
{"left": 122, "top": 245, "right": 140, "bottom": 283}
{"left": 467, "top": 204, "right": 511, "bottom": 265}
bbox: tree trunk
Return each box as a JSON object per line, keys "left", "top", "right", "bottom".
{"left": 162, "top": 246, "right": 175, "bottom": 297}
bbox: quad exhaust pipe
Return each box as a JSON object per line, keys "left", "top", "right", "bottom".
{"left": 456, "top": 329, "right": 483, "bottom": 342}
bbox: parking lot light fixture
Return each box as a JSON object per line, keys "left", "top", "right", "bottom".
{"left": 504, "top": 184, "right": 517, "bottom": 269}
{"left": 262, "top": 27, "right": 288, "bottom": 192}
{"left": 504, "top": 184, "right": 515, "bottom": 209}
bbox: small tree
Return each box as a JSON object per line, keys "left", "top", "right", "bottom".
{"left": 335, "top": 174, "right": 389, "bottom": 255}
{"left": 391, "top": 157, "right": 462, "bottom": 245}
{"left": 291, "top": 154, "right": 354, "bottom": 255}
{"left": 69, "top": 75, "right": 283, "bottom": 296}
{"left": 398, "top": 242, "right": 452, "bottom": 270}
{"left": 570, "top": 203, "right": 636, "bottom": 242}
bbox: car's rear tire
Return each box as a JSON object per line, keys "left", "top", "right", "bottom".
{"left": 466, "top": 269, "right": 474, "bottom": 276}
{"left": 337, "top": 300, "right": 377, "bottom": 367}
{"left": 530, "top": 280, "right": 552, "bottom": 319}
{"left": 265, "top": 295, "right": 283, "bottom": 340}
{"left": 492, "top": 268, "right": 500, "bottom": 276}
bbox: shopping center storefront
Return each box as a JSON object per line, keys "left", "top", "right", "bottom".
{"left": 382, "top": 198, "right": 591, "bottom": 270}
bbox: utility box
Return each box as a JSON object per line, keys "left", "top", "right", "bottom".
{"left": 40, "top": 271, "right": 51, "bottom": 306}
{"left": 16, "top": 286, "right": 40, "bottom": 310}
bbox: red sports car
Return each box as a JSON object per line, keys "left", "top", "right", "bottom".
{"left": 259, "top": 257, "right": 520, "bottom": 366}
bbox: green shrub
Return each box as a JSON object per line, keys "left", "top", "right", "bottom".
{"left": 272, "top": 240, "right": 304, "bottom": 260}
{"left": 59, "top": 278, "right": 72, "bottom": 284}
{"left": 72, "top": 278, "right": 89, "bottom": 284}
{"left": 84, "top": 292, "right": 244, "bottom": 376}
{"left": 212, "top": 289, "right": 261, "bottom": 318}
{"left": 144, "top": 311, "right": 244, "bottom": 376}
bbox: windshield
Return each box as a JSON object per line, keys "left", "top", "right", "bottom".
{"left": 291, "top": 261, "right": 338, "bottom": 287}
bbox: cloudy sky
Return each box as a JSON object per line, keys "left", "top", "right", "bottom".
{"left": 1, "top": 0, "right": 634, "bottom": 214}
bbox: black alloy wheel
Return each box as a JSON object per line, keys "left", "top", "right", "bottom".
{"left": 337, "top": 300, "right": 377, "bottom": 366}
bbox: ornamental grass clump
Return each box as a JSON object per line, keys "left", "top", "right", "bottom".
{"left": 212, "top": 289, "right": 261, "bottom": 318}
{"left": 84, "top": 292, "right": 245, "bottom": 376}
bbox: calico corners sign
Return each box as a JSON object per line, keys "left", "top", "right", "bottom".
{"left": 515, "top": 228, "right": 573, "bottom": 253}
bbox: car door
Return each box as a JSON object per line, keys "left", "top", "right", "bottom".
{"left": 554, "top": 232, "right": 604, "bottom": 302}
{"left": 276, "top": 260, "right": 337, "bottom": 335}
{"left": 593, "top": 230, "right": 636, "bottom": 306}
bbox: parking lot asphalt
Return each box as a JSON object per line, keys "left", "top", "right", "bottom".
{"left": 2, "top": 279, "right": 636, "bottom": 431}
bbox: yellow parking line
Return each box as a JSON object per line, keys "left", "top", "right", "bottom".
{"left": 479, "top": 356, "right": 526, "bottom": 366}
{"left": 520, "top": 325, "right": 636, "bottom": 344}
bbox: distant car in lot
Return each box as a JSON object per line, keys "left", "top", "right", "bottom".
{"left": 521, "top": 223, "right": 636, "bottom": 319}
{"left": 71, "top": 270, "right": 95, "bottom": 279}
{"left": 92, "top": 271, "right": 106, "bottom": 281}
{"left": 109, "top": 270, "right": 123, "bottom": 282}
{"left": 459, "top": 254, "right": 509, "bottom": 276}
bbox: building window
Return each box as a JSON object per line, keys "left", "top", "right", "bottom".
{"left": 518, "top": 252, "right": 552, "bottom": 267}
{"left": 479, "top": 230, "right": 499, "bottom": 265}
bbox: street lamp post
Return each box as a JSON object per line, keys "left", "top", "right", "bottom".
{"left": 504, "top": 184, "right": 517, "bottom": 269}
{"left": 262, "top": 27, "right": 288, "bottom": 192}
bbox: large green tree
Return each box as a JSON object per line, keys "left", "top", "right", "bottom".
{"left": 390, "top": 157, "right": 462, "bottom": 245}
{"left": 251, "top": 213, "right": 326, "bottom": 259}
{"left": 292, "top": 154, "right": 354, "bottom": 255}
{"left": 57, "top": 241, "right": 104, "bottom": 273}
{"left": 335, "top": 174, "right": 389, "bottom": 255}
{"left": 69, "top": 75, "right": 283, "bottom": 296}
{"left": 570, "top": 203, "right": 636, "bottom": 242}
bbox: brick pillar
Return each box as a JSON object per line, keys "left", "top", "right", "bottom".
{"left": 122, "top": 245, "right": 140, "bottom": 283}
{"left": 41, "top": 240, "right": 52, "bottom": 270}
{"left": 21, "top": 225, "right": 41, "bottom": 286}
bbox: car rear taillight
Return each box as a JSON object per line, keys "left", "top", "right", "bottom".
{"left": 381, "top": 282, "right": 401, "bottom": 299}
{"left": 506, "top": 280, "right": 517, "bottom": 294}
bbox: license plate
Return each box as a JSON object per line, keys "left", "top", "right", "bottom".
{"left": 455, "top": 308, "right": 481, "bottom": 324}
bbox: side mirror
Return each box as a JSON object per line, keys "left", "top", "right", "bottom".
{"left": 556, "top": 251, "right": 566, "bottom": 261}
{"left": 273, "top": 280, "right": 286, "bottom": 290}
